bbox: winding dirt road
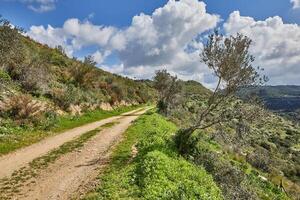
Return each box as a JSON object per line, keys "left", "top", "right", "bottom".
{"left": 0, "top": 107, "right": 147, "bottom": 200}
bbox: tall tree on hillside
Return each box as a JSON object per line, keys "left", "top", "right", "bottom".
{"left": 153, "top": 70, "right": 182, "bottom": 115}
{"left": 84, "top": 55, "right": 97, "bottom": 66}
{"left": 176, "top": 31, "right": 267, "bottom": 153}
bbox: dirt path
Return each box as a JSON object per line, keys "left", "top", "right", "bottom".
{"left": 7, "top": 108, "right": 146, "bottom": 200}
{"left": 0, "top": 108, "right": 144, "bottom": 179}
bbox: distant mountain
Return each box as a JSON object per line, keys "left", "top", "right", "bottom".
{"left": 237, "top": 85, "right": 300, "bottom": 121}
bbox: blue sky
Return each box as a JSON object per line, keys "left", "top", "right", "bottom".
{"left": 1, "top": 0, "right": 300, "bottom": 87}
{"left": 1, "top": 0, "right": 299, "bottom": 29}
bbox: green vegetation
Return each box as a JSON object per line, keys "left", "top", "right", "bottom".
{"left": 154, "top": 32, "right": 266, "bottom": 154}
{"left": 0, "top": 18, "right": 156, "bottom": 155}
{"left": 85, "top": 111, "right": 222, "bottom": 200}
{"left": 0, "top": 18, "right": 156, "bottom": 154}
{"left": 237, "top": 85, "right": 300, "bottom": 122}
{"left": 151, "top": 31, "right": 299, "bottom": 199}
{"left": 0, "top": 105, "right": 141, "bottom": 155}
{"left": 181, "top": 131, "right": 291, "bottom": 200}
{"left": 0, "top": 128, "right": 101, "bottom": 199}
{"left": 158, "top": 78, "right": 300, "bottom": 199}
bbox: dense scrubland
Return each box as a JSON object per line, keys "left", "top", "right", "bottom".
{"left": 0, "top": 18, "right": 299, "bottom": 200}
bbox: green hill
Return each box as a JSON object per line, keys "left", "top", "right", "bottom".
{"left": 0, "top": 21, "right": 157, "bottom": 116}
{"left": 163, "top": 81, "right": 300, "bottom": 199}
{"left": 0, "top": 20, "right": 156, "bottom": 154}
{"left": 237, "top": 85, "right": 300, "bottom": 122}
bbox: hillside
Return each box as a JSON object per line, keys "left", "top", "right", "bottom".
{"left": 0, "top": 23, "right": 157, "bottom": 112}
{"left": 162, "top": 81, "right": 300, "bottom": 199}
{"left": 237, "top": 86, "right": 300, "bottom": 122}
{"left": 0, "top": 21, "right": 156, "bottom": 154}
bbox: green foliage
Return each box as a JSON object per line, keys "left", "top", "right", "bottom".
{"left": 0, "top": 69, "right": 11, "bottom": 83}
{"left": 237, "top": 85, "right": 300, "bottom": 122}
{"left": 153, "top": 70, "right": 182, "bottom": 115}
{"left": 137, "top": 150, "right": 222, "bottom": 200}
{"left": 0, "top": 17, "right": 25, "bottom": 69}
{"left": 0, "top": 17, "right": 157, "bottom": 135}
{"left": 88, "top": 111, "right": 223, "bottom": 200}
{"left": 180, "top": 130, "right": 292, "bottom": 200}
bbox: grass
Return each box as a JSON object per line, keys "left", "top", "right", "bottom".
{"left": 0, "top": 128, "right": 101, "bottom": 199}
{"left": 0, "top": 105, "right": 142, "bottom": 156}
{"left": 100, "top": 122, "right": 119, "bottom": 128}
{"left": 84, "top": 110, "right": 223, "bottom": 200}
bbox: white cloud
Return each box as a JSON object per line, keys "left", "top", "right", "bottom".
{"left": 27, "top": 0, "right": 219, "bottom": 87}
{"left": 117, "top": 0, "right": 219, "bottom": 68}
{"left": 114, "top": 0, "right": 219, "bottom": 86}
{"left": 91, "top": 50, "right": 111, "bottom": 64}
{"left": 27, "top": 18, "right": 119, "bottom": 56}
{"left": 27, "top": 1, "right": 300, "bottom": 87}
{"left": 62, "top": 18, "right": 117, "bottom": 50}
{"left": 224, "top": 11, "right": 300, "bottom": 85}
{"left": 13, "top": 0, "right": 57, "bottom": 12}
{"left": 291, "top": 0, "right": 300, "bottom": 9}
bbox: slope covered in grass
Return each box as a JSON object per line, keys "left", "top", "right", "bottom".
{"left": 85, "top": 111, "right": 223, "bottom": 200}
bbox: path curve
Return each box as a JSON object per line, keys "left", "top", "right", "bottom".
{"left": 0, "top": 108, "right": 144, "bottom": 179}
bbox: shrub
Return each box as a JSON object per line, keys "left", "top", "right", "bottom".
{"left": 51, "top": 85, "right": 80, "bottom": 110}
{"left": 19, "top": 61, "right": 51, "bottom": 95}
{"left": 111, "top": 83, "right": 124, "bottom": 102}
{"left": 39, "top": 110, "right": 58, "bottom": 130}
{"left": 0, "top": 69, "right": 11, "bottom": 83}
{"left": 0, "top": 94, "right": 45, "bottom": 125}
{"left": 68, "top": 62, "right": 98, "bottom": 88}
{"left": 246, "top": 148, "right": 271, "bottom": 172}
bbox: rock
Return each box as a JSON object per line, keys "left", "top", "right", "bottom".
{"left": 258, "top": 175, "right": 268, "bottom": 181}
{"left": 99, "top": 102, "right": 113, "bottom": 111}
{"left": 68, "top": 104, "right": 82, "bottom": 116}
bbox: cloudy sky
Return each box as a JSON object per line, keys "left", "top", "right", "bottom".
{"left": 1, "top": 0, "right": 300, "bottom": 87}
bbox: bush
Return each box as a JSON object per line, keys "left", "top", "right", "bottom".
{"left": 51, "top": 85, "right": 80, "bottom": 110}
{"left": 0, "top": 69, "right": 11, "bottom": 83}
{"left": 68, "top": 63, "right": 98, "bottom": 88}
{"left": 136, "top": 150, "right": 223, "bottom": 200}
{"left": 0, "top": 94, "right": 45, "bottom": 125}
{"left": 19, "top": 61, "right": 51, "bottom": 95}
{"left": 246, "top": 148, "right": 271, "bottom": 172}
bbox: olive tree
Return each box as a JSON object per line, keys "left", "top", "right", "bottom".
{"left": 177, "top": 32, "right": 267, "bottom": 153}
{"left": 153, "top": 70, "right": 182, "bottom": 115}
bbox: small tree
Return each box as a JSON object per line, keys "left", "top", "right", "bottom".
{"left": 153, "top": 70, "right": 182, "bottom": 115}
{"left": 177, "top": 32, "right": 266, "bottom": 153}
{"left": 0, "top": 17, "right": 24, "bottom": 73}
{"left": 55, "top": 45, "right": 66, "bottom": 56}
{"left": 84, "top": 55, "right": 97, "bottom": 66}
{"left": 68, "top": 62, "right": 98, "bottom": 88}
